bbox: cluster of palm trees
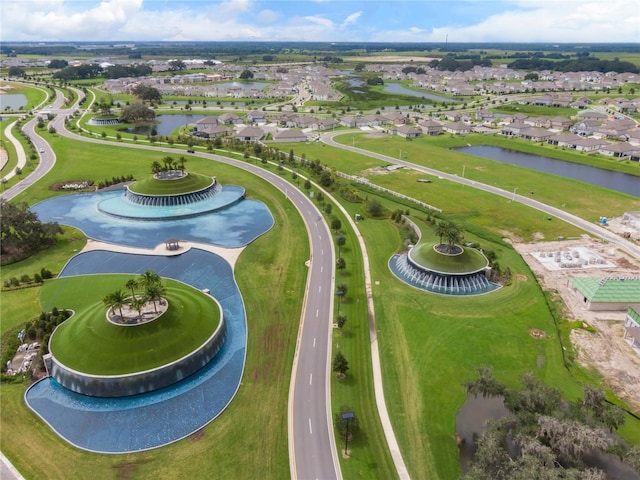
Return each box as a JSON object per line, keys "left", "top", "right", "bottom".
{"left": 433, "top": 220, "right": 464, "bottom": 254}
{"left": 102, "top": 270, "right": 167, "bottom": 323}
{"left": 151, "top": 156, "right": 187, "bottom": 174}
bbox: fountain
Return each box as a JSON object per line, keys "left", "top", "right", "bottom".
{"left": 24, "top": 169, "right": 275, "bottom": 453}
{"left": 97, "top": 170, "right": 244, "bottom": 220}
{"left": 389, "top": 242, "right": 500, "bottom": 296}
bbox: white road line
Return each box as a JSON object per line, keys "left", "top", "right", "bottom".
{"left": 309, "top": 418, "right": 313, "bottom": 435}
{"left": 321, "top": 266, "right": 323, "bottom": 273}
{"left": 313, "top": 337, "right": 316, "bottom": 348}
{"left": 316, "top": 309, "right": 319, "bottom": 317}
{"left": 318, "top": 285, "right": 322, "bottom": 293}
{"left": 309, "top": 373, "right": 313, "bottom": 385}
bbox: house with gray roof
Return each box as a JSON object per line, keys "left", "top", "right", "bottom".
{"left": 272, "top": 129, "right": 309, "bottom": 143}
{"left": 234, "top": 126, "right": 264, "bottom": 142}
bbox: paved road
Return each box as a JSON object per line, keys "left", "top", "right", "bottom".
{"left": 0, "top": 89, "right": 67, "bottom": 202}
{"left": 320, "top": 131, "right": 640, "bottom": 260}
{"left": 48, "top": 118, "right": 342, "bottom": 479}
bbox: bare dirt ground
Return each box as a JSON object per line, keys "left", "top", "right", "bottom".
{"left": 510, "top": 216, "right": 640, "bottom": 413}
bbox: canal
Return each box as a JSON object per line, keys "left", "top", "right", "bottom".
{"left": 456, "top": 146, "right": 639, "bottom": 198}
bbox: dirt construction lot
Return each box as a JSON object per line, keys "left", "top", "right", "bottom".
{"left": 511, "top": 217, "right": 640, "bottom": 413}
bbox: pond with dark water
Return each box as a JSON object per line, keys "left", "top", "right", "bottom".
{"left": 455, "top": 146, "right": 639, "bottom": 198}
{"left": 383, "top": 83, "right": 462, "bottom": 103}
{"left": 123, "top": 114, "right": 208, "bottom": 136}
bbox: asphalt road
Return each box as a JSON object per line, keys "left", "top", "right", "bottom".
{"left": 48, "top": 114, "right": 342, "bottom": 479}
{"left": 320, "top": 131, "right": 640, "bottom": 260}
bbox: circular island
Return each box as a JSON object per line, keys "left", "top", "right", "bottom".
{"left": 47, "top": 275, "right": 225, "bottom": 397}
{"left": 391, "top": 242, "right": 500, "bottom": 296}
{"left": 97, "top": 170, "right": 245, "bottom": 220}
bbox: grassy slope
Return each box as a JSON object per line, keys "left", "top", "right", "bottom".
{"left": 45, "top": 276, "right": 220, "bottom": 374}
{"left": 1, "top": 139, "right": 308, "bottom": 480}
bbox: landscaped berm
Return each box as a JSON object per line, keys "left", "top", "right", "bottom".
{"left": 390, "top": 242, "right": 500, "bottom": 296}
{"left": 45, "top": 274, "right": 225, "bottom": 397}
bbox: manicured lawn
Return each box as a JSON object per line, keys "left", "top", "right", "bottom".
{"left": 45, "top": 276, "right": 220, "bottom": 375}
{"left": 409, "top": 243, "right": 488, "bottom": 273}
{"left": 128, "top": 171, "right": 214, "bottom": 195}
{"left": 1, "top": 142, "right": 308, "bottom": 480}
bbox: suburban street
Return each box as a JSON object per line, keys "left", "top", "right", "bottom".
{"left": 320, "top": 131, "right": 640, "bottom": 260}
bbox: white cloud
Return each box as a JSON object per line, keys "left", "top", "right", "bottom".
{"left": 341, "top": 11, "right": 362, "bottom": 28}
{"left": 0, "top": 0, "right": 637, "bottom": 43}
{"left": 257, "top": 9, "right": 279, "bottom": 23}
{"left": 403, "top": 1, "right": 640, "bottom": 43}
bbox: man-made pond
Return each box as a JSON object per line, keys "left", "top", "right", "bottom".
{"left": 0, "top": 93, "right": 28, "bottom": 110}
{"left": 456, "top": 145, "right": 639, "bottom": 198}
{"left": 383, "top": 83, "right": 462, "bottom": 103}
{"left": 214, "top": 81, "right": 270, "bottom": 91}
{"left": 124, "top": 114, "right": 209, "bottom": 136}
{"left": 456, "top": 395, "right": 638, "bottom": 479}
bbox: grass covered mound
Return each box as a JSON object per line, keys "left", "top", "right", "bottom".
{"left": 409, "top": 242, "right": 488, "bottom": 274}
{"left": 45, "top": 275, "right": 220, "bottom": 375}
{"left": 128, "top": 171, "right": 214, "bottom": 195}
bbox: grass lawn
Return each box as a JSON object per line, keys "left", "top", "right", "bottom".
{"left": 128, "top": 171, "right": 213, "bottom": 195}
{"left": 409, "top": 243, "right": 488, "bottom": 274}
{"left": 0, "top": 141, "right": 309, "bottom": 480}
{"left": 45, "top": 276, "right": 220, "bottom": 375}
{"left": 352, "top": 208, "right": 640, "bottom": 480}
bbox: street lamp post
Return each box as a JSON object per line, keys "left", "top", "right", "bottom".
{"left": 342, "top": 412, "right": 354, "bottom": 455}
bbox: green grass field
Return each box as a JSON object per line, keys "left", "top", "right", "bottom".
{"left": 128, "top": 171, "right": 213, "bottom": 195}
{"left": 45, "top": 276, "right": 220, "bottom": 375}
{"left": 2, "top": 116, "right": 640, "bottom": 480}
{"left": 409, "top": 242, "right": 488, "bottom": 273}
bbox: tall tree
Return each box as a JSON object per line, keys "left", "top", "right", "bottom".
{"left": 103, "top": 290, "right": 127, "bottom": 319}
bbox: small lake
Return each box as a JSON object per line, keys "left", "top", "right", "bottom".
{"left": 383, "top": 83, "right": 462, "bottom": 103}
{"left": 456, "top": 146, "right": 639, "bottom": 198}
{"left": 213, "top": 81, "right": 270, "bottom": 91}
{"left": 123, "top": 114, "right": 209, "bottom": 136}
{"left": 0, "top": 93, "right": 28, "bottom": 110}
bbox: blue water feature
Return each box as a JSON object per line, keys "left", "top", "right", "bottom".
{"left": 31, "top": 187, "right": 274, "bottom": 248}
{"left": 389, "top": 253, "right": 501, "bottom": 296}
{"left": 24, "top": 187, "right": 274, "bottom": 452}
{"left": 25, "top": 248, "right": 249, "bottom": 453}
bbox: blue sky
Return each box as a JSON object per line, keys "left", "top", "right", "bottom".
{"left": 2, "top": 0, "right": 639, "bottom": 43}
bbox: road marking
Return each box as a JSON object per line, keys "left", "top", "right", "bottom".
{"left": 321, "top": 266, "right": 323, "bottom": 273}
{"left": 313, "top": 337, "right": 316, "bottom": 348}
{"left": 318, "top": 285, "right": 322, "bottom": 293}
{"left": 316, "top": 309, "right": 319, "bottom": 317}
{"left": 309, "top": 373, "right": 313, "bottom": 385}
{"left": 321, "top": 249, "right": 324, "bottom": 255}
{"left": 309, "top": 418, "right": 313, "bottom": 435}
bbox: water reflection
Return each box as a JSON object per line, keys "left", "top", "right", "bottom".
{"left": 0, "top": 93, "right": 28, "bottom": 110}
{"left": 456, "top": 145, "right": 639, "bottom": 198}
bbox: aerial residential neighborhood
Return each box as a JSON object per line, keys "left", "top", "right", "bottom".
{"left": 1, "top": 2, "right": 640, "bottom": 479}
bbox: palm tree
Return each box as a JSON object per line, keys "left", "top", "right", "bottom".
{"left": 145, "top": 283, "right": 166, "bottom": 314}
{"left": 434, "top": 221, "right": 448, "bottom": 246}
{"left": 151, "top": 160, "right": 162, "bottom": 174}
{"left": 125, "top": 279, "right": 138, "bottom": 298}
{"left": 178, "top": 156, "right": 187, "bottom": 173}
{"left": 139, "top": 270, "right": 160, "bottom": 288}
{"left": 445, "top": 222, "right": 463, "bottom": 253}
{"left": 103, "top": 290, "right": 127, "bottom": 319}
{"left": 130, "top": 296, "right": 147, "bottom": 322}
